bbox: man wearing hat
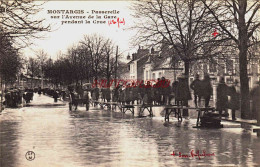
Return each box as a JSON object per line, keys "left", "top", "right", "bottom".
{"left": 216, "top": 77, "right": 229, "bottom": 118}
{"left": 190, "top": 74, "right": 202, "bottom": 107}
{"left": 228, "top": 80, "right": 240, "bottom": 120}
{"left": 175, "top": 74, "right": 191, "bottom": 117}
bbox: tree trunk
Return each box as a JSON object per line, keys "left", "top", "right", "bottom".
{"left": 239, "top": 45, "right": 250, "bottom": 119}
{"left": 31, "top": 75, "right": 33, "bottom": 88}
{"left": 183, "top": 60, "right": 190, "bottom": 117}
{"left": 184, "top": 61, "right": 190, "bottom": 78}
{"left": 238, "top": 0, "right": 250, "bottom": 119}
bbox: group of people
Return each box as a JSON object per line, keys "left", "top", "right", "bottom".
{"left": 190, "top": 74, "right": 239, "bottom": 120}
{"left": 2, "top": 88, "right": 34, "bottom": 108}
{"left": 42, "top": 87, "right": 64, "bottom": 102}
{"left": 4, "top": 88, "right": 23, "bottom": 108}
{"left": 64, "top": 75, "right": 260, "bottom": 122}
{"left": 67, "top": 85, "right": 91, "bottom": 111}
{"left": 190, "top": 74, "right": 212, "bottom": 108}
{"left": 216, "top": 77, "right": 240, "bottom": 120}
{"left": 23, "top": 89, "right": 34, "bottom": 103}
{"left": 90, "top": 77, "right": 172, "bottom": 105}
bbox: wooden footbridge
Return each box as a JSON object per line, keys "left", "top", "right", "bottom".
{"left": 89, "top": 100, "right": 221, "bottom": 128}
{"left": 79, "top": 99, "right": 260, "bottom": 136}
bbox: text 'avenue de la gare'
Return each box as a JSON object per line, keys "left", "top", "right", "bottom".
{"left": 47, "top": 9, "right": 121, "bottom": 25}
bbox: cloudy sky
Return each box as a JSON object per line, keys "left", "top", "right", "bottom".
{"left": 23, "top": 1, "right": 137, "bottom": 60}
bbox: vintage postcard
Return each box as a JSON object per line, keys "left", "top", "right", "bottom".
{"left": 0, "top": 0, "right": 260, "bottom": 166}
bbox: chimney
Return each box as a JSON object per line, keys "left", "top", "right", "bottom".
{"left": 151, "top": 47, "right": 154, "bottom": 54}
{"left": 127, "top": 53, "right": 131, "bottom": 60}
{"left": 132, "top": 53, "right": 135, "bottom": 60}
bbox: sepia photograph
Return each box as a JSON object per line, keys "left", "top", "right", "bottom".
{"left": 0, "top": 0, "right": 260, "bottom": 166}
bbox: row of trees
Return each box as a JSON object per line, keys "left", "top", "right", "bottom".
{"left": 132, "top": 0, "right": 260, "bottom": 118}
{"left": 26, "top": 34, "right": 126, "bottom": 88}
{"left": 0, "top": 31, "right": 22, "bottom": 84}
{"left": 0, "top": 0, "right": 124, "bottom": 89}
{"left": 0, "top": 0, "right": 50, "bottom": 86}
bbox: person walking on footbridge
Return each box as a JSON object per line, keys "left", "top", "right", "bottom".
{"left": 190, "top": 74, "right": 202, "bottom": 108}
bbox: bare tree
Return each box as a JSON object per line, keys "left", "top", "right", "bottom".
{"left": 202, "top": 0, "right": 260, "bottom": 118}
{"left": 27, "top": 57, "right": 39, "bottom": 88}
{"left": 131, "top": 0, "right": 228, "bottom": 77}
{"left": 103, "top": 39, "right": 119, "bottom": 87}
{"left": 0, "top": 0, "right": 51, "bottom": 47}
{"left": 80, "top": 34, "right": 108, "bottom": 84}
{"left": 41, "top": 34, "right": 122, "bottom": 87}
{"left": 36, "top": 49, "right": 48, "bottom": 88}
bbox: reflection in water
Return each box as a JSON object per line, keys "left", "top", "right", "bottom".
{"left": 0, "top": 103, "right": 260, "bottom": 167}
{"left": 0, "top": 118, "right": 20, "bottom": 167}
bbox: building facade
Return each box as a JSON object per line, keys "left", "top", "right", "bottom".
{"left": 128, "top": 46, "right": 260, "bottom": 90}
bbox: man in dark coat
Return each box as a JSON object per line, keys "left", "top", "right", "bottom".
{"left": 172, "top": 80, "right": 179, "bottom": 105}
{"left": 124, "top": 83, "right": 131, "bottom": 104}
{"left": 155, "top": 78, "right": 162, "bottom": 105}
{"left": 228, "top": 80, "right": 240, "bottom": 120}
{"left": 175, "top": 75, "right": 191, "bottom": 117}
{"left": 38, "top": 87, "right": 42, "bottom": 95}
{"left": 131, "top": 82, "right": 138, "bottom": 104}
{"left": 94, "top": 87, "right": 100, "bottom": 101}
{"left": 161, "top": 77, "right": 171, "bottom": 105}
{"left": 101, "top": 88, "right": 105, "bottom": 102}
{"left": 138, "top": 80, "right": 146, "bottom": 104}
{"left": 105, "top": 87, "right": 111, "bottom": 102}
{"left": 190, "top": 74, "right": 202, "bottom": 107}
{"left": 144, "top": 81, "right": 152, "bottom": 104}
{"left": 118, "top": 85, "right": 125, "bottom": 104}
{"left": 53, "top": 90, "right": 59, "bottom": 102}
{"left": 216, "top": 77, "right": 229, "bottom": 118}
{"left": 113, "top": 86, "right": 119, "bottom": 102}
{"left": 201, "top": 74, "right": 213, "bottom": 107}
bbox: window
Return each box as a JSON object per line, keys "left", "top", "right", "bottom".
{"left": 218, "top": 64, "right": 225, "bottom": 75}
{"left": 226, "top": 60, "right": 233, "bottom": 74}
{"left": 159, "top": 72, "right": 162, "bottom": 78}
{"left": 209, "top": 62, "right": 217, "bottom": 73}
{"left": 146, "top": 71, "right": 148, "bottom": 80}
{"left": 203, "top": 64, "right": 208, "bottom": 73}
{"left": 152, "top": 73, "right": 155, "bottom": 79}
{"left": 131, "top": 64, "right": 134, "bottom": 73}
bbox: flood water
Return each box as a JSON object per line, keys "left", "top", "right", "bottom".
{"left": 0, "top": 94, "right": 260, "bottom": 167}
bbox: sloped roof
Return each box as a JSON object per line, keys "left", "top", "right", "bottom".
{"left": 153, "top": 57, "right": 171, "bottom": 69}
{"left": 143, "top": 53, "right": 170, "bottom": 70}
{"left": 137, "top": 56, "right": 149, "bottom": 70}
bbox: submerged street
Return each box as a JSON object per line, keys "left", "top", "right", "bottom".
{"left": 1, "top": 94, "right": 260, "bottom": 167}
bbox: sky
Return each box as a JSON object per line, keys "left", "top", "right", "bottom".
{"left": 22, "top": 1, "right": 137, "bottom": 60}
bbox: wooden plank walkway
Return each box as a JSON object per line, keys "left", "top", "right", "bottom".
{"left": 163, "top": 106, "right": 216, "bottom": 127}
